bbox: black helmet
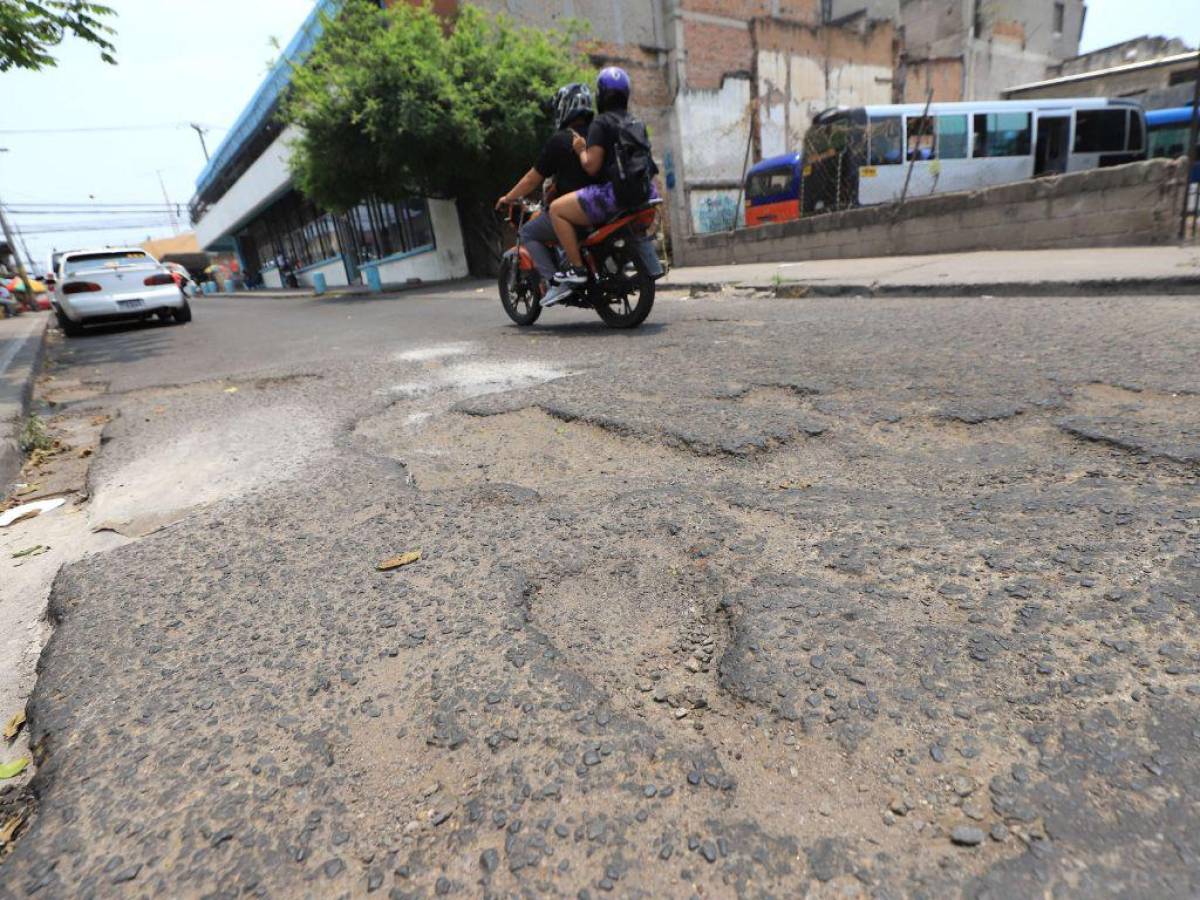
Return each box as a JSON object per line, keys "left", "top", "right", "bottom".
{"left": 552, "top": 82, "right": 594, "bottom": 130}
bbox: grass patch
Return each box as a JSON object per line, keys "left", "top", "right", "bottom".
{"left": 18, "top": 415, "right": 53, "bottom": 454}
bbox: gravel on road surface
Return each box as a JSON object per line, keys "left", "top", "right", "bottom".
{"left": 2, "top": 286, "right": 1198, "bottom": 898}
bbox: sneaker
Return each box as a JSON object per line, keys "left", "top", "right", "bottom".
{"left": 541, "top": 282, "right": 575, "bottom": 307}
{"left": 554, "top": 265, "right": 589, "bottom": 286}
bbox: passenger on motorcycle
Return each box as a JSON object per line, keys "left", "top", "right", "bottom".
{"left": 542, "top": 66, "right": 659, "bottom": 307}
{"left": 495, "top": 82, "right": 598, "bottom": 292}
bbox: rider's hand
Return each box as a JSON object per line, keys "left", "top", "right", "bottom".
{"left": 571, "top": 132, "right": 586, "bottom": 154}
{"left": 495, "top": 195, "right": 511, "bottom": 210}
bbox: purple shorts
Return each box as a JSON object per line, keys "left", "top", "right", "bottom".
{"left": 576, "top": 182, "right": 660, "bottom": 226}
{"left": 576, "top": 182, "right": 620, "bottom": 226}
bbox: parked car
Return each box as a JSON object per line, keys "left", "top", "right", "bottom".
{"left": 53, "top": 248, "right": 191, "bottom": 336}
{"left": 163, "top": 261, "right": 197, "bottom": 298}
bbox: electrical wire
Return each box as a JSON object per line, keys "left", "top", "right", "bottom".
{"left": 0, "top": 123, "right": 226, "bottom": 135}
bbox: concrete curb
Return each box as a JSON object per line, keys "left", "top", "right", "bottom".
{"left": 666, "top": 276, "right": 1200, "bottom": 299}
{"left": 1, "top": 315, "right": 50, "bottom": 500}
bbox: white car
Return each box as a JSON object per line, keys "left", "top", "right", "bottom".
{"left": 53, "top": 248, "right": 191, "bottom": 336}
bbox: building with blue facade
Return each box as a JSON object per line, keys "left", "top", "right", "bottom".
{"left": 189, "top": 0, "right": 467, "bottom": 289}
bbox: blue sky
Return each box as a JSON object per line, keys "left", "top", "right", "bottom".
{"left": 0, "top": 0, "right": 1194, "bottom": 268}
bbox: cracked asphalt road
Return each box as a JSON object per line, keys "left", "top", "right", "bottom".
{"left": 2, "top": 284, "right": 1198, "bottom": 898}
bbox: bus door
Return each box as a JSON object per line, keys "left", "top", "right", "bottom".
{"left": 1035, "top": 113, "right": 1070, "bottom": 176}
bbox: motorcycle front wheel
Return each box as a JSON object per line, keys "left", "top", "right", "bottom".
{"left": 594, "top": 248, "right": 655, "bottom": 329}
{"left": 498, "top": 253, "right": 542, "bottom": 326}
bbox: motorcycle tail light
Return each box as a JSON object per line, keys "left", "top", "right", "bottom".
{"left": 62, "top": 282, "right": 102, "bottom": 294}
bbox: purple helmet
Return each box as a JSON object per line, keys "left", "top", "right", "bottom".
{"left": 597, "top": 66, "right": 631, "bottom": 109}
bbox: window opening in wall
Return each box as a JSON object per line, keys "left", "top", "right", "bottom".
{"left": 1053, "top": 2, "right": 1064, "bottom": 35}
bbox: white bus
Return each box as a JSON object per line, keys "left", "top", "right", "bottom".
{"left": 799, "top": 98, "right": 1146, "bottom": 213}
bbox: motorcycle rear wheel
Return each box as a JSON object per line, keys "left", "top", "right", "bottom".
{"left": 499, "top": 253, "right": 542, "bottom": 326}
{"left": 594, "top": 250, "right": 655, "bottom": 329}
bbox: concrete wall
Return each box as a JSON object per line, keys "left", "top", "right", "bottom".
{"left": 902, "top": 55, "right": 964, "bottom": 101}
{"left": 676, "top": 76, "right": 753, "bottom": 233}
{"left": 677, "top": 158, "right": 1186, "bottom": 267}
{"left": 295, "top": 257, "right": 350, "bottom": 290}
{"left": 899, "top": 0, "right": 1085, "bottom": 99}
{"left": 755, "top": 17, "right": 896, "bottom": 156}
{"left": 195, "top": 127, "right": 296, "bottom": 251}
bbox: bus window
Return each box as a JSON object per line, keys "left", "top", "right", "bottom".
{"left": 868, "top": 117, "right": 902, "bottom": 165}
{"left": 937, "top": 115, "right": 969, "bottom": 159}
{"left": 747, "top": 168, "right": 794, "bottom": 200}
{"left": 906, "top": 116, "right": 936, "bottom": 160}
{"left": 973, "top": 112, "right": 1032, "bottom": 157}
{"left": 1127, "top": 111, "right": 1144, "bottom": 152}
{"left": 1074, "top": 108, "right": 1127, "bottom": 153}
{"left": 1149, "top": 127, "right": 1188, "bottom": 158}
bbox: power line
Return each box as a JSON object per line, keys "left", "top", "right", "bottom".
{"left": 17, "top": 221, "right": 181, "bottom": 235}
{"left": 0, "top": 122, "right": 227, "bottom": 135}
{"left": 9, "top": 209, "right": 180, "bottom": 216}
{"left": 8, "top": 201, "right": 182, "bottom": 209}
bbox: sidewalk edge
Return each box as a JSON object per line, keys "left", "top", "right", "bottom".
{"left": 665, "top": 276, "right": 1200, "bottom": 298}
{"left": 1, "top": 316, "right": 50, "bottom": 500}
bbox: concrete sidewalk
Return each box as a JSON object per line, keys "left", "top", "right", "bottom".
{"left": 663, "top": 246, "right": 1200, "bottom": 296}
{"left": 0, "top": 313, "right": 49, "bottom": 498}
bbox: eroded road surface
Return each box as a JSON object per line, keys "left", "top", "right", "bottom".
{"left": 2, "top": 285, "right": 1198, "bottom": 898}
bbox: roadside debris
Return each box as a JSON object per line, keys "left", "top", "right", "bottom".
{"left": 10, "top": 546, "right": 49, "bottom": 559}
{"left": 377, "top": 549, "right": 422, "bottom": 571}
{"left": 0, "top": 812, "right": 24, "bottom": 846}
{"left": 0, "top": 498, "right": 66, "bottom": 528}
{"left": 0, "top": 758, "right": 29, "bottom": 779}
{"left": 3, "top": 710, "right": 25, "bottom": 740}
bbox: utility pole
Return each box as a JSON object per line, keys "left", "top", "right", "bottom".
{"left": 0, "top": 148, "right": 35, "bottom": 302}
{"left": 1179, "top": 47, "right": 1200, "bottom": 240}
{"left": 157, "top": 170, "right": 181, "bottom": 235}
{"left": 190, "top": 123, "right": 211, "bottom": 162}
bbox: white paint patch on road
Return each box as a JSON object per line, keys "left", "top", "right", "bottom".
{"left": 394, "top": 342, "right": 478, "bottom": 363}
{"left": 88, "top": 405, "right": 329, "bottom": 537}
{"left": 391, "top": 359, "right": 569, "bottom": 402}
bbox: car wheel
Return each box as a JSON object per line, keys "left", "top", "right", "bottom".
{"left": 173, "top": 299, "right": 192, "bottom": 324}
{"left": 55, "top": 307, "right": 83, "bottom": 337}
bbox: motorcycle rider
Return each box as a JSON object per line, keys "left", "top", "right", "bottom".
{"left": 495, "top": 83, "right": 598, "bottom": 293}
{"left": 542, "top": 66, "right": 659, "bottom": 308}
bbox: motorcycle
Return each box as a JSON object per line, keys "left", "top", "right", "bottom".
{"left": 497, "top": 199, "right": 664, "bottom": 329}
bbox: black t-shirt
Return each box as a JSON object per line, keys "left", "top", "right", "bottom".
{"left": 586, "top": 112, "right": 625, "bottom": 180}
{"left": 535, "top": 129, "right": 594, "bottom": 196}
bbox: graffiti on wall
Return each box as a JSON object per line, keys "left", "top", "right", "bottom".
{"left": 691, "top": 191, "right": 740, "bottom": 234}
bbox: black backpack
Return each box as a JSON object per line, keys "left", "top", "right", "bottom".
{"left": 607, "top": 112, "right": 658, "bottom": 209}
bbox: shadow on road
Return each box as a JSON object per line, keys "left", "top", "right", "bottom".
{"left": 55, "top": 320, "right": 177, "bottom": 368}
{"left": 504, "top": 320, "right": 669, "bottom": 339}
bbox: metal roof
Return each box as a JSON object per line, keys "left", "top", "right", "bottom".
{"left": 748, "top": 153, "right": 802, "bottom": 175}
{"left": 193, "top": 0, "right": 340, "bottom": 199}
{"left": 1004, "top": 50, "right": 1200, "bottom": 95}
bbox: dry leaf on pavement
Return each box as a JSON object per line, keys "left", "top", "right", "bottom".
{"left": 3, "top": 710, "right": 25, "bottom": 740}
{"left": 377, "top": 550, "right": 422, "bottom": 571}
{"left": 0, "top": 814, "right": 24, "bottom": 845}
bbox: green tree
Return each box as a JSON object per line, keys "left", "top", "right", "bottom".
{"left": 283, "top": 0, "right": 592, "bottom": 275}
{"left": 0, "top": 1, "right": 116, "bottom": 72}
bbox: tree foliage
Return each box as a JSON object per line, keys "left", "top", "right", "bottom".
{"left": 0, "top": 0, "right": 116, "bottom": 73}
{"left": 282, "top": 0, "right": 592, "bottom": 213}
